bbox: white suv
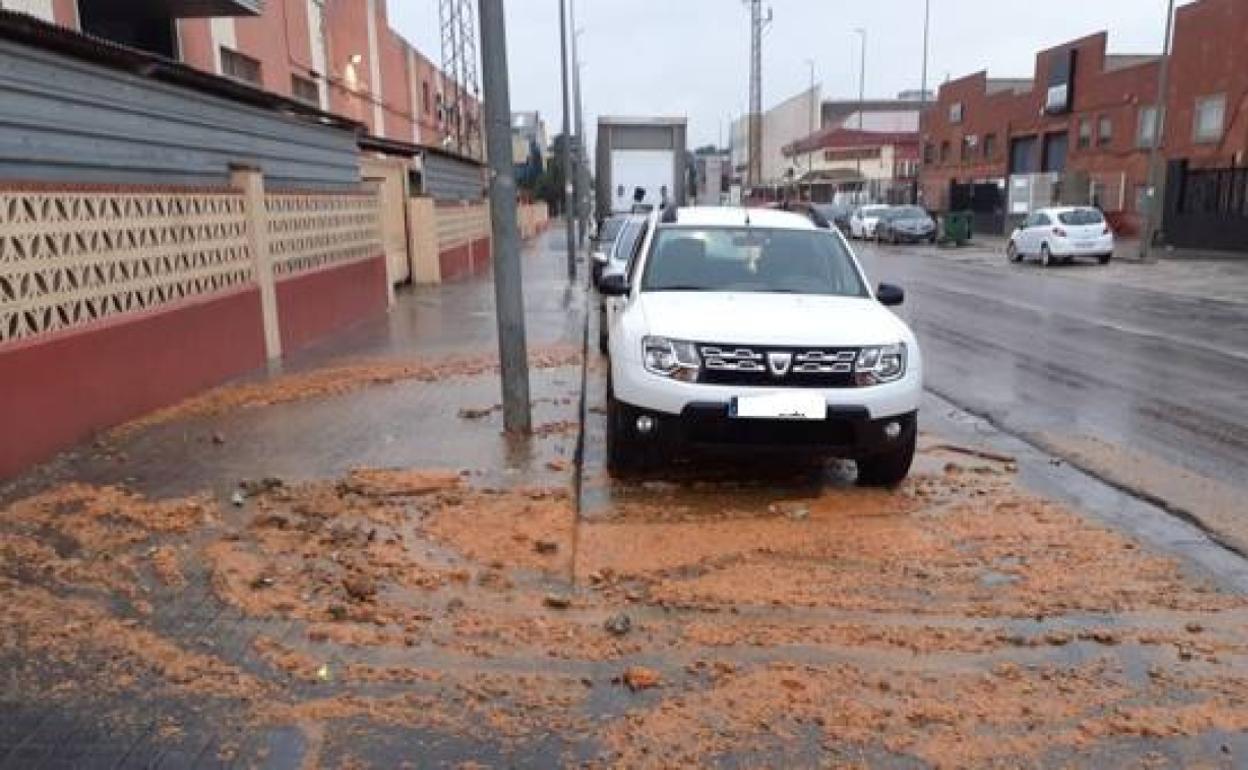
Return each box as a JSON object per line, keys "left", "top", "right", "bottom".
{"left": 598, "top": 206, "right": 923, "bottom": 485}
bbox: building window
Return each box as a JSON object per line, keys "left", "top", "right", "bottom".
{"left": 1137, "top": 105, "right": 1164, "bottom": 148}
{"left": 1098, "top": 115, "right": 1113, "bottom": 147}
{"left": 961, "top": 135, "right": 976, "bottom": 162}
{"left": 291, "top": 74, "right": 319, "bottom": 105}
{"left": 939, "top": 141, "right": 950, "bottom": 163}
{"left": 923, "top": 142, "right": 935, "bottom": 164}
{"left": 983, "top": 133, "right": 997, "bottom": 160}
{"left": 1193, "top": 94, "right": 1226, "bottom": 143}
{"left": 1077, "top": 119, "right": 1092, "bottom": 149}
{"left": 422, "top": 82, "right": 431, "bottom": 115}
{"left": 220, "top": 47, "right": 261, "bottom": 86}
{"left": 949, "top": 102, "right": 964, "bottom": 124}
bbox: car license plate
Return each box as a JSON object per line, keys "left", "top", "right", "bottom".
{"left": 731, "top": 393, "right": 825, "bottom": 420}
{"left": 1076, "top": 241, "right": 1095, "bottom": 249}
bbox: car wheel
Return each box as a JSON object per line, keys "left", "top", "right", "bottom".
{"left": 1040, "top": 244, "right": 1054, "bottom": 267}
{"left": 1007, "top": 242, "right": 1022, "bottom": 263}
{"left": 1098, "top": 253, "right": 1112, "bottom": 265}
{"left": 597, "top": 305, "right": 609, "bottom": 355}
{"left": 856, "top": 430, "right": 916, "bottom": 487}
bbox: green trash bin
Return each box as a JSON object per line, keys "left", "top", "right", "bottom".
{"left": 940, "top": 211, "right": 973, "bottom": 246}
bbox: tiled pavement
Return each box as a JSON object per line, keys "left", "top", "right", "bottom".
{"left": 0, "top": 226, "right": 591, "bottom": 769}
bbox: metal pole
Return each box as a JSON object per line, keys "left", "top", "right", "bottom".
{"left": 921, "top": 0, "right": 930, "bottom": 107}
{"left": 478, "top": 0, "right": 532, "bottom": 433}
{"left": 558, "top": 0, "right": 576, "bottom": 279}
{"left": 855, "top": 28, "right": 866, "bottom": 194}
{"left": 1139, "top": 0, "right": 1176, "bottom": 261}
{"left": 571, "top": 15, "right": 586, "bottom": 245}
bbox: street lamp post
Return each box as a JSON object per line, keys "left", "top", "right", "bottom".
{"left": 855, "top": 28, "right": 867, "bottom": 198}
{"left": 1139, "top": 0, "right": 1177, "bottom": 262}
{"left": 557, "top": 0, "right": 576, "bottom": 279}
{"left": 921, "top": 0, "right": 930, "bottom": 107}
{"left": 478, "top": 0, "right": 532, "bottom": 433}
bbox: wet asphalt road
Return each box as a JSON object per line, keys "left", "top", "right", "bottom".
{"left": 852, "top": 240, "right": 1248, "bottom": 510}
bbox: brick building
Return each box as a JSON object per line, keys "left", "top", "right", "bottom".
{"left": 920, "top": 0, "right": 1248, "bottom": 245}
{"left": 0, "top": 0, "right": 479, "bottom": 158}
{"left": 782, "top": 128, "right": 919, "bottom": 204}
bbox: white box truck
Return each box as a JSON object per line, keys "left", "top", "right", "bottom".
{"left": 596, "top": 117, "right": 688, "bottom": 222}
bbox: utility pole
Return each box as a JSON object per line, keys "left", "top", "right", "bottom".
{"left": 570, "top": 9, "right": 586, "bottom": 246}
{"left": 744, "top": 0, "right": 770, "bottom": 191}
{"left": 920, "top": 0, "right": 930, "bottom": 108}
{"left": 478, "top": 0, "right": 532, "bottom": 433}
{"left": 558, "top": 0, "right": 576, "bottom": 279}
{"left": 1139, "top": 0, "right": 1176, "bottom": 262}
{"left": 855, "top": 27, "right": 867, "bottom": 197}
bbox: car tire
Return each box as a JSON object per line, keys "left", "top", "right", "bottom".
{"left": 856, "top": 430, "right": 916, "bottom": 487}
{"left": 1040, "top": 244, "right": 1054, "bottom": 268}
{"left": 1007, "top": 242, "right": 1022, "bottom": 263}
{"left": 1098, "top": 253, "right": 1113, "bottom": 265}
{"left": 605, "top": 377, "right": 661, "bottom": 477}
{"left": 597, "top": 305, "right": 609, "bottom": 355}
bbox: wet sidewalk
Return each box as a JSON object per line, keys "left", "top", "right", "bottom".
{"left": 3, "top": 224, "right": 1248, "bottom": 769}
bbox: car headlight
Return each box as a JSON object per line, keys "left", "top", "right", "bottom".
{"left": 642, "top": 336, "right": 700, "bottom": 382}
{"left": 854, "top": 343, "right": 907, "bottom": 386}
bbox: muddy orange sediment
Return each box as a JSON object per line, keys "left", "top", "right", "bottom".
{"left": 109, "top": 345, "right": 583, "bottom": 438}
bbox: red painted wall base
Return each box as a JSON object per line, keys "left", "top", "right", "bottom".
{"left": 276, "top": 256, "right": 389, "bottom": 354}
{"left": 0, "top": 288, "right": 266, "bottom": 479}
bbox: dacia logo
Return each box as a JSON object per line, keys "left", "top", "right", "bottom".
{"left": 767, "top": 351, "right": 793, "bottom": 378}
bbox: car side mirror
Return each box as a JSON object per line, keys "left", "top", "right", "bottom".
{"left": 598, "top": 272, "right": 630, "bottom": 296}
{"left": 591, "top": 250, "right": 609, "bottom": 265}
{"left": 877, "top": 283, "right": 905, "bottom": 307}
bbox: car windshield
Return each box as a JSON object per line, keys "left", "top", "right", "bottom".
{"left": 640, "top": 226, "right": 869, "bottom": 297}
{"left": 892, "top": 206, "right": 929, "bottom": 220}
{"left": 611, "top": 220, "right": 644, "bottom": 263}
{"left": 1057, "top": 209, "right": 1105, "bottom": 225}
{"left": 599, "top": 216, "right": 627, "bottom": 241}
{"left": 861, "top": 206, "right": 889, "bottom": 217}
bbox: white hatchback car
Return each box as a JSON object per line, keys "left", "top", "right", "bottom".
{"left": 597, "top": 206, "right": 923, "bottom": 485}
{"left": 848, "top": 204, "right": 891, "bottom": 239}
{"left": 1008, "top": 206, "right": 1115, "bottom": 266}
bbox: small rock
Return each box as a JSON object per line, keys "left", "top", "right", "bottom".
{"left": 534, "top": 539, "right": 560, "bottom": 555}
{"left": 211, "top": 432, "right": 226, "bottom": 445}
{"left": 316, "top": 664, "right": 331, "bottom": 682}
{"left": 230, "top": 491, "right": 246, "bottom": 507}
{"left": 1184, "top": 622, "right": 1204, "bottom": 634}
{"left": 343, "top": 574, "right": 378, "bottom": 602}
{"left": 543, "top": 593, "right": 572, "bottom": 610}
{"left": 621, "top": 666, "right": 661, "bottom": 691}
{"left": 249, "top": 575, "right": 276, "bottom": 590}
{"left": 458, "top": 406, "right": 496, "bottom": 420}
{"left": 604, "top": 613, "right": 632, "bottom": 636}
{"left": 1044, "top": 632, "right": 1071, "bottom": 647}
{"left": 327, "top": 604, "right": 348, "bottom": 621}
{"left": 446, "top": 597, "right": 466, "bottom": 613}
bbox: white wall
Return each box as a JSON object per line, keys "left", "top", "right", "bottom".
{"left": 1, "top": 0, "right": 55, "bottom": 22}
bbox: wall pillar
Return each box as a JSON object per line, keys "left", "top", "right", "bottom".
{"left": 408, "top": 196, "right": 441, "bottom": 284}
{"left": 231, "top": 165, "right": 282, "bottom": 361}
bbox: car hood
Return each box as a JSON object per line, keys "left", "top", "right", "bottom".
{"left": 635, "top": 292, "right": 914, "bottom": 347}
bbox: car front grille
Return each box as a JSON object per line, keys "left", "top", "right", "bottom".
{"left": 697, "top": 344, "right": 859, "bottom": 388}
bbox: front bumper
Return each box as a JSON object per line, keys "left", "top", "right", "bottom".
{"left": 615, "top": 398, "right": 916, "bottom": 458}
{"left": 892, "top": 229, "right": 935, "bottom": 242}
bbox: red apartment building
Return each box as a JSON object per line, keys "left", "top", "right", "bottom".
{"left": 3, "top": 0, "right": 479, "bottom": 158}
{"left": 920, "top": 0, "right": 1248, "bottom": 248}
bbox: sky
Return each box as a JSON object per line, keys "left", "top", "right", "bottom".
{"left": 387, "top": 0, "right": 1190, "bottom": 150}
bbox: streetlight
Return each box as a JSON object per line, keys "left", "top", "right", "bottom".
{"left": 854, "top": 28, "right": 867, "bottom": 198}
{"left": 920, "top": 0, "right": 931, "bottom": 107}
{"left": 1139, "top": 0, "right": 1177, "bottom": 261}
